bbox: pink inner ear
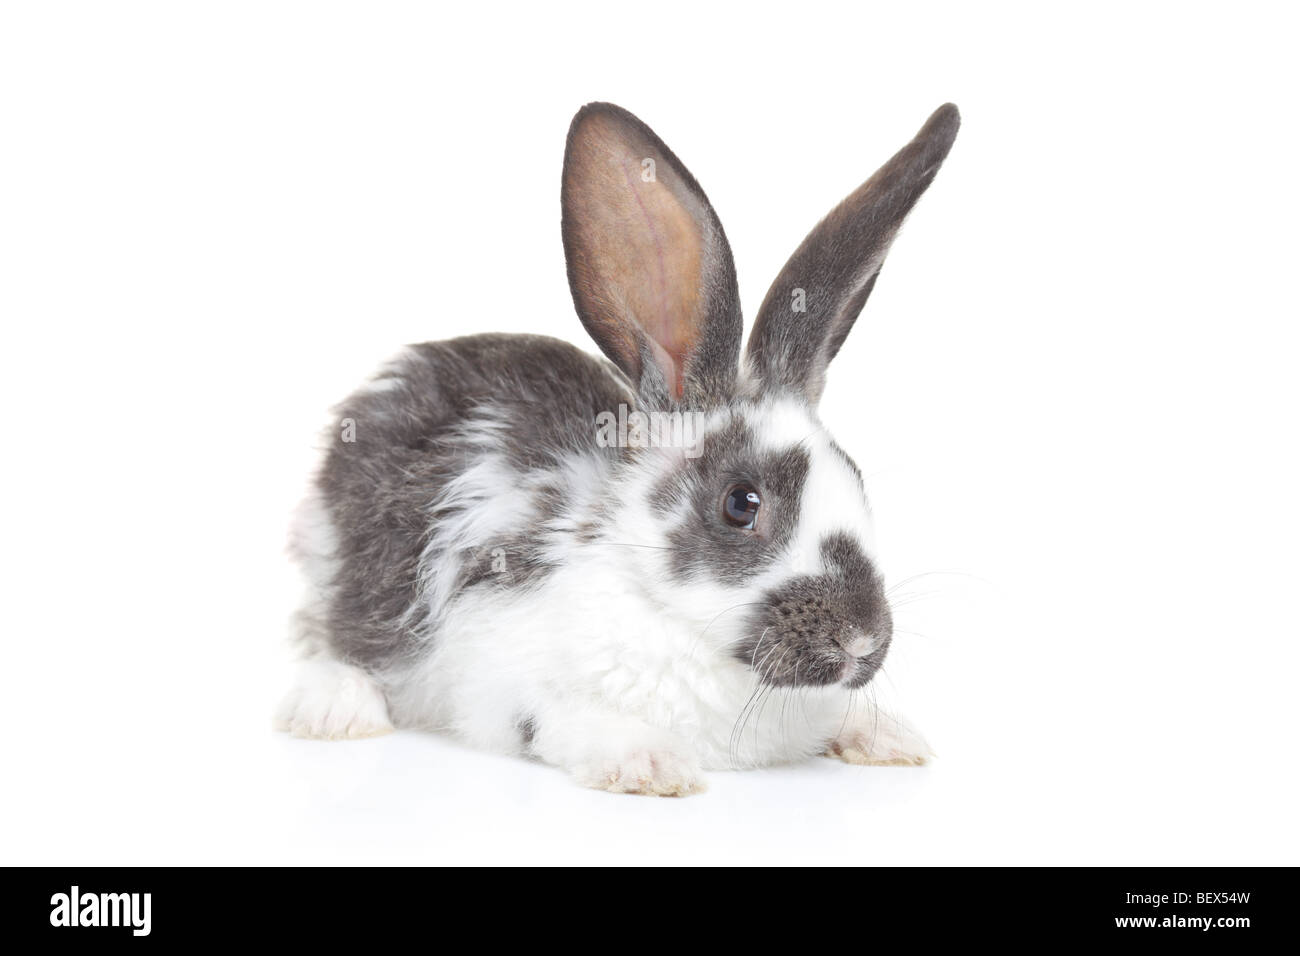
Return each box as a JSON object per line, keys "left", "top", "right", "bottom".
{"left": 564, "top": 110, "right": 706, "bottom": 402}
{"left": 615, "top": 157, "right": 691, "bottom": 400}
{"left": 645, "top": 336, "right": 681, "bottom": 400}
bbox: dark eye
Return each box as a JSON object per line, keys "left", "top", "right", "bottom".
{"left": 722, "top": 483, "right": 761, "bottom": 530}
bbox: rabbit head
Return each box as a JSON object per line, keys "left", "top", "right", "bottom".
{"left": 561, "top": 102, "right": 959, "bottom": 689}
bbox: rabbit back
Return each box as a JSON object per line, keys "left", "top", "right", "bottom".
{"left": 291, "top": 333, "right": 630, "bottom": 675}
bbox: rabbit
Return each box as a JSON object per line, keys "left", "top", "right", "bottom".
{"left": 277, "top": 101, "right": 960, "bottom": 796}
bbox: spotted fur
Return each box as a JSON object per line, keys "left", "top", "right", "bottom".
{"left": 280, "top": 102, "right": 959, "bottom": 794}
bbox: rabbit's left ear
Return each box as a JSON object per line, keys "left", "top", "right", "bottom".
{"left": 746, "top": 104, "right": 960, "bottom": 405}
{"left": 562, "top": 103, "right": 742, "bottom": 409}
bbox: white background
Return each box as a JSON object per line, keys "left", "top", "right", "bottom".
{"left": 2, "top": 2, "right": 1297, "bottom": 865}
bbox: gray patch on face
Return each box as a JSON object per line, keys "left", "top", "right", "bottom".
{"left": 654, "top": 415, "right": 810, "bottom": 583}
{"left": 311, "top": 334, "right": 630, "bottom": 674}
{"left": 734, "top": 532, "right": 892, "bottom": 689}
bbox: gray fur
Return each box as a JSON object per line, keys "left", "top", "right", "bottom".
{"left": 315, "top": 334, "right": 628, "bottom": 672}
{"left": 516, "top": 714, "right": 537, "bottom": 748}
{"left": 654, "top": 415, "right": 810, "bottom": 582}
{"left": 746, "top": 103, "right": 960, "bottom": 404}
{"left": 735, "top": 533, "right": 892, "bottom": 689}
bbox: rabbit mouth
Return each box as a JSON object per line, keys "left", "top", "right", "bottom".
{"left": 737, "top": 627, "right": 891, "bottom": 689}
{"left": 841, "top": 644, "right": 889, "bottom": 689}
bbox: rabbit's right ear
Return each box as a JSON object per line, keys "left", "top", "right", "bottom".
{"left": 562, "top": 103, "right": 742, "bottom": 410}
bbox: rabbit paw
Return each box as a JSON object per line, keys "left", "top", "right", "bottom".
{"left": 275, "top": 658, "right": 394, "bottom": 740}
{"left": 572, "top": 748, "right": 707, "bottom": 797}
{"left": 825, "top": 717, "right": 933, "bottom": 767}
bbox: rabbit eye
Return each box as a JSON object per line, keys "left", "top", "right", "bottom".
{"left": 722, "top": 483, "right": 761, "bottom": 530}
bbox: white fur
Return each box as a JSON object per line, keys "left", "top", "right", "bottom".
{"left": 275, "top": 657, "right": 393, "bottom": 740}
{"left": 287, "top": 489, "right": 340, "bottom": 651}
{"left": 825, "top": 713, "right": 934, "bottom": 766}
{"left": 786, "top": 425, "right": 878, "bottom": 569}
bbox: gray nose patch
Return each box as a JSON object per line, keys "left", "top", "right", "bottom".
{"left": 733, "top": 531, "right": 893, "bottom": 687}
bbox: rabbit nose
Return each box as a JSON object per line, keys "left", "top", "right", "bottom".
{"left": 841, "top": 629, "right": 877, "bottom": 658}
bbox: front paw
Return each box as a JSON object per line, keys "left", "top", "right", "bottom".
{"left": 573, "top": 748, "right": 707, "bottom": 797}
{"left": 825, "top": 717, "right": 934, "bottom": 767}
{"left": 275, "top": 658, "right": 394, "bottom": 740}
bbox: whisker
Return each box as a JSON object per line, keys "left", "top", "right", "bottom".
{"left": 730, "top": 637, "right": 779, "bottom": 766}
{"left": 732, "top": 642, "right": 789, "bottom": 767}
{"left": 780, "top": 660, "right": 799, "bottom": 753}
{"left": 885, "top": 569, "right": 986, "bottom": 594}
{"left": 886, "top": 590, "right": 942, "bottom": 609}
{"left": 729, "top": 682, "right": 764, "bottom": 767}
{"left": 682, "top": 603, "right": 767, "bottom": 663}
{"left": 749, "top": 647, "right": 789, "bottom": 753}
{"left": 835, "top": 687, "right": 857, "bottom": 742}
{"left": 892, "top": 626, "right": 932, "bottom": 641}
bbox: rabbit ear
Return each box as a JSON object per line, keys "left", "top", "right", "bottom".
{"left": 746, "top": 104, "right": 960, "bottom": 405}
{"left": 562, "top": 103, "right": 742, "bottom": 409}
